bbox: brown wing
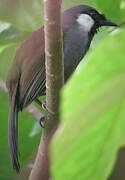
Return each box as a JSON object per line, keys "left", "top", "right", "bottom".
{"left": 10, "top": 27, "right": 46, "bottom": 110}
{"left": 19, "top": 59, "right": 46, "bottom": 109}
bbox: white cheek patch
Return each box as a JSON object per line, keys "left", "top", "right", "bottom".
{"left": 76, "top": 14, "right": 94, "bottom": 31}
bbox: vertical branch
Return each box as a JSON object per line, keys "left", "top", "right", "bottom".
{"left": 45, "top": 0, "right": 64, "bottom": 134}
{"left": 29, "top": 0, "right": 64, "bottom": 179}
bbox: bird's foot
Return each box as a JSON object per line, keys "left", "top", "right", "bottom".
{"left": 39, "top": 116, "right": 45, "bottom": 128}
{"left": 42, "top": 101, "right": 46, "bottom": 111}
{"left": 35, "top": 98, "right": 46, "bottom": 127}
{"left": 35, "top": 98, "right": 46, "bottom": 111}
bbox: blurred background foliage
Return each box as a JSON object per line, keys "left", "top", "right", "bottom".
{"left": 0, "top": 0, "right": 125, "bottom": 180}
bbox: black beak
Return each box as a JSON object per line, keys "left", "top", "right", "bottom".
{"left": 100, "top": 19, "right": 118, "bottom": 27}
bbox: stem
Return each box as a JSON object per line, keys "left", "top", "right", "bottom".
{"left": 29, "top": 0, "right": 64, "bottom": 179}
{"left": 44, "top": 0, "right": 64, "bottom": 135}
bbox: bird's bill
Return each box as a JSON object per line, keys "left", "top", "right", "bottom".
{"left": 100, "top": 20, "right": 118, "bottom": 27}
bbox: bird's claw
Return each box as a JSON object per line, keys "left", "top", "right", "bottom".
{"left": 42, "top": 101, "right": 46, "bottom": 111}
{"left": 39, "top": 116, "right": 45, "bottom": 128}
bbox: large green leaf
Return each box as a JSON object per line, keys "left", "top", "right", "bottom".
{"left": 51, "top": 28, "right": 125, "bottom": 180}
{"left": 96, "top": 0, "right": 125, "bottom": 23}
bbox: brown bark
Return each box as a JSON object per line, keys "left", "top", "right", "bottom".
{"left": 29, "top": 0, "right": 64, "bottom": 179}
{"left": 44, "top": 0, "right": 64, "bottom": 136}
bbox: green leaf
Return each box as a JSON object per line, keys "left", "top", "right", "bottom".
{"left": 0, "top": 0, "right": 43, "bottom": 31}
{"left": 51, "top": 28, "right": 125, "bottom": 180}
{"left": 96, "top": 0, "right": 125, "bottom": 23}
{"left": 0, "top": 23, "right": 30, "bottom": 46}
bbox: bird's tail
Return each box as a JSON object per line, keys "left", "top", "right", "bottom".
{"left": 8, "top": 84, "right": 20, "bottom": 172}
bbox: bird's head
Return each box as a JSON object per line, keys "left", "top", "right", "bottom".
{"left": 63, "top": 5, "right": 118, "bottom": 34}
{"left": 76, "top": 5, "right": 118, "bottom": 34}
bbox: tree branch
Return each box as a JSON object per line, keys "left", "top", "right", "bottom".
{"left": 44, "top": 0, "right": 64, "bottom": 135}
{"left": 29, "top": 0, "right": 64, "bottom": 179}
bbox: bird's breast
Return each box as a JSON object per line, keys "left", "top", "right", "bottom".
{"left": 63, "top": 25, "right": 90, "bottom": 81}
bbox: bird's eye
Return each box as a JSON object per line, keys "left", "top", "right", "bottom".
{"left": 90, "top": 12, "right": 95, "bottom": 16}
{"left": 89, "top": 11, "right": 98, "bottom": 18}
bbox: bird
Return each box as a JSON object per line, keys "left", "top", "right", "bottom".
{"left": 6, "top": 5, "right": 118, "bottom": 172}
